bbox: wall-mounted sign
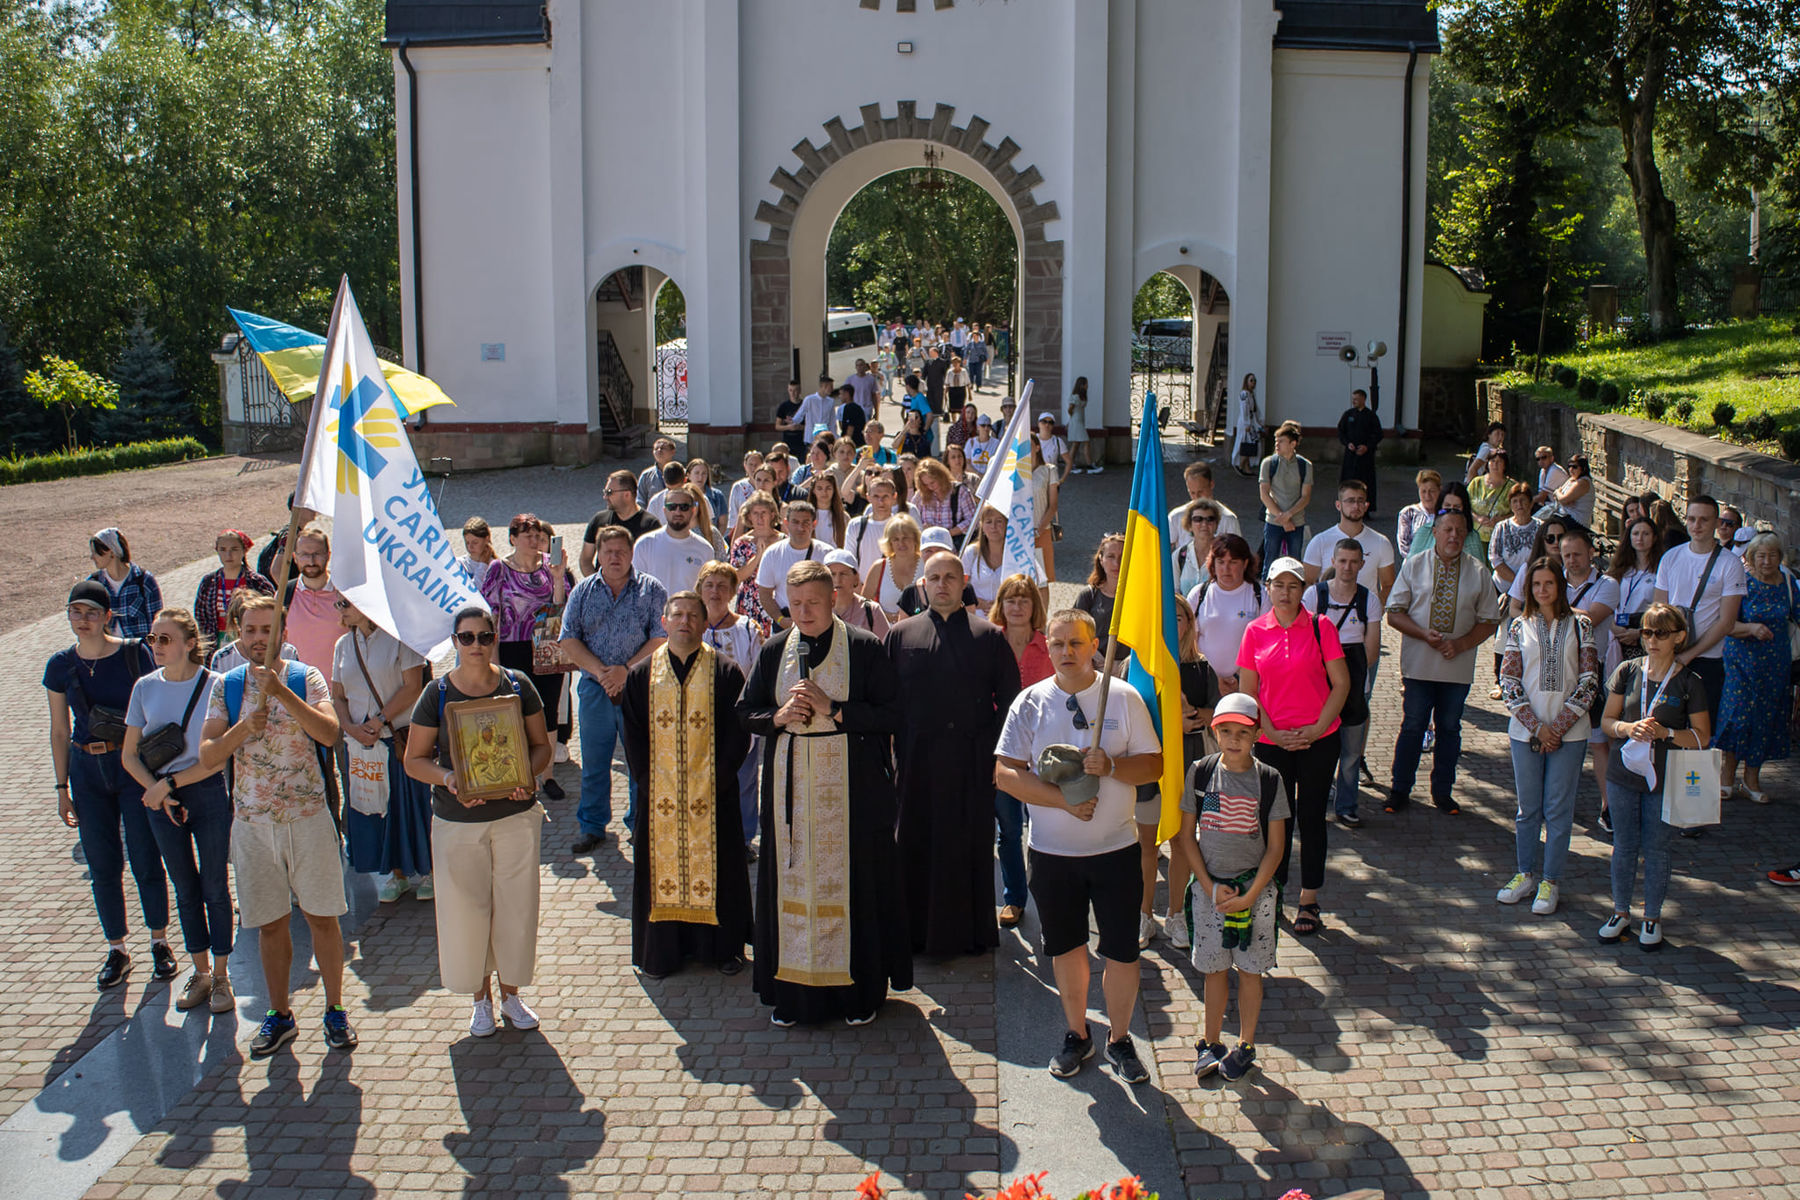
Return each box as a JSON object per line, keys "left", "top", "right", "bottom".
{"left": 1315, "top": 331, "right": 1351, "bottom": 357}
{"left": 480, "top": 343, "right": 505, "bottom": 362}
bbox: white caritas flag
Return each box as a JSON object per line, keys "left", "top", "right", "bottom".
{"left": 294, "top": 277, "right": 484, "bottom": 657}
{"left": 971, "top": 378, "right": 1044, "bottom": 585}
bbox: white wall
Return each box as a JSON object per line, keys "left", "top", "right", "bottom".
{"left": 1267, "top": 49, "right": 1429, "bottom": 431}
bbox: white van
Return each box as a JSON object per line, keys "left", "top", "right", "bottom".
{"left": 826, "top": 309, "right": 879, "bottom": 382}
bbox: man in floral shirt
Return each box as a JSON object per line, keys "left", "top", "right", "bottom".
{"left": 200, "top": 594, "right": 354, "bottom": 1059}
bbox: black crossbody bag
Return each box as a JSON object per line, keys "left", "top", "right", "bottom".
{"left": 138, "top": 670, "right": 211, "bottom": 775}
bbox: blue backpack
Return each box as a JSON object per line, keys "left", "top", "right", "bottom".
{"left": 221, "top": 661, "right": 309, "bottom": 725}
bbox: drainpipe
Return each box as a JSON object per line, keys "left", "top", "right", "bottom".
{"left": 1394, "top": 42, "right": 1419, "bottom": 433}
{"left": 398, "top": 39, "right": 428, "bottom": 423}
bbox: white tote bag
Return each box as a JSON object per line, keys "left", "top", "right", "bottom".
{"left": 345, "top": 737, "right": 391, "bottom": 816}
{"left": 1661, "top": 748, "right": 1721, "bottom": 829}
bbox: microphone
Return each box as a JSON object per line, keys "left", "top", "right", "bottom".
{"left": 797, "top": 637, "right": 812, "bottom": 680}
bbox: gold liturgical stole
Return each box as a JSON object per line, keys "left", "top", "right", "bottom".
{"left": 647, "top": 644, "right": 718, "bottom": 924}
{"left": 772, "top": 618, "right": 853, "bottom": 987}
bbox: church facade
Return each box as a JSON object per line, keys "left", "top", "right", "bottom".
{"left": 385, "top": 0, "right": 1437, "bottom": 467}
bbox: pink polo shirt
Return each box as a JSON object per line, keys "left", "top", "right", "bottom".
{"left": 286, "top": 580, "right": 343, "bottom": 684}
{"left": 1237, "top": 609, "right": 1345, "bottom": 743}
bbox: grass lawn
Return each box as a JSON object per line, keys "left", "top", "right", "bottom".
{"left": 1495, "top": 315, "right": 1800, "bottom": 451}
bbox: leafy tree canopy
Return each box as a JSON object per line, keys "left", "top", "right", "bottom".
{"left": 827, "top": 170, "right": 1017, "bottom": 327}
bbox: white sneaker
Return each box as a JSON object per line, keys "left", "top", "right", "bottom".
{"left": 376, "top": 875, "right": 409, "bottom": 903}
{"left": 500, "top": 993, "right": 540, "bottom": 1029}
{"left": 1530, "top": 881, "right": 1560, "bottom": 915}
{"left": 470, "top": 998, "right": 496, "bottom": 1038}
{"left": 1163, "top": 912, "right": 1190, "bottom": 950}
{"left": 1597, "top": 913, "right": 1630, "bottom": 943}
{"left": 1639, "top": 920, "right": 1664, "bottom": 951}
{"left": 1495, "top": 872, "right": 1536, "bottom": 904}
{"left": 554, "top": 742, "right": 570, "bottom": 764}
{"left": 1137, "top": 911, "right": 1156, "bottom": 949}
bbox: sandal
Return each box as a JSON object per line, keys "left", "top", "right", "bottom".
{"left": 1293, "top": 903, "right": 1324, "bottom": 936}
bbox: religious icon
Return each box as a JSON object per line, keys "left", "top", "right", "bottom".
{"left": 444, "top": 693, "right": 533, "bottom": 801}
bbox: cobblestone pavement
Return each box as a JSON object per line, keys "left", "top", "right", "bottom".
{"left": 2, "top": 439, "right": 1798, "bottom": 1199}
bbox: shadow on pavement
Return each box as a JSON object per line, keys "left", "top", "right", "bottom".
{"left": 445, "top": 1031, "right": 607, "bottom": 1198}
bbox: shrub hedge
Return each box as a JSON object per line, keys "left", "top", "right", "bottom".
{"left": 0, "top": 437, "right": 209, "bottom": 486}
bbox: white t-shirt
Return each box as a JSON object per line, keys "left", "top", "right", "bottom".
{"left": 755, "top": 538, "right": 824, "bottom": 613}
{"left": 960, "top": 544, "right": 1008, "bottom": 608}
{"left": 1302, "top": 582, "right": 1375, "bottom": 650}
{"left": 727, "top": 477, "right": 756, "bottom": 529}
{"left": 125, "top": 669, "right": 220, "bottom": 774}
{"left": 967, "top": 435, "right": 1002, "bottom": 471}
{"left": 844, "top": 510, "right": 894, "bottom": 574}
{"left": 632, "top": 528, "right": 716, "bottom": 596}
{"left": 332, "top": 628, "right": 425, "bottom": 728}
{"left": 1169, "top": 498, "right": 1241, "bottom": 549}
{"left": 1302, "top": 523, "right": 1396, "bottom": 595}
{"left": 1654, "top": 541, "right": 1748, "bottom": 659}
{"left": 1039, "top": 435, "right": 1068, "bottom": 469}
{"left": 795, "top": 391, "right": 836, "bottom": 439}
{"left": 995, "top": 675, "right": 1159, "bottom": 857}
{"left": 1186, "top": 579, "right": 1271, "bottom": 677}
{"left": 1536, "top": 462, "right": 1570, "bottom": 495}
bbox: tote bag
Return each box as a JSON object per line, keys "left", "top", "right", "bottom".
{"left": 345, "top": 737, "right": 390, "bottom": 816}
{"left": 1661, "top": 748, "right": 1722, "bottom": 829}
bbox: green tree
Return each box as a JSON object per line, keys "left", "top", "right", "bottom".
{"left": 655, "top": 280, "right": 686, "bottom": 345}
{"left": 827, "top": 170, "right": 1017, "bottom": 326}
{"left": 1131, "top": 273, "right": 1192, "bottom": 328}
{"left": 24, "top": 355, "right": 119, "bottom": 448}
{"left": 102, "top": 317, "right": 191, "bottom": 443}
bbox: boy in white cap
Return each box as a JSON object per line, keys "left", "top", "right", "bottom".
{"left": 1172, "top": 691, "right": 1290, "bottom": 1082}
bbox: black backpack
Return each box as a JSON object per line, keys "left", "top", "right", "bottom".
{"left": 1185, "top": 753, "right": 1285, "bottom": 847}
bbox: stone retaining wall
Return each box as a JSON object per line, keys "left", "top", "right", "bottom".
{"left": 1484, "top": 380, "right": 1800, "bottom": 541}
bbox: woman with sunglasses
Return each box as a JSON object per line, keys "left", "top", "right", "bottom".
{"left": 479, "top": 514, "right": 573, "bottom": 798}
{"left": 405, "top": 607, "right": 552, "bottom": 1036}
{"left": 44, "top": 581, "right": 172, "bottom": 991}
{"left": 1173, "top": 499, "right": 1221, "bottom": 595}
{"left": 331, "top": 596, "right": 431, "bottom": 903}
{"left": 87, "top": 527, "right": 162, "bottom": 639}
{"left": 1598, "top": 603, "right": 1710, "bottom": 950}
{"left": 192, "top": 529, "right": 275, "bottom": 643}
{"left": 122, "top": 608, "right": 235, "bottom": 1013}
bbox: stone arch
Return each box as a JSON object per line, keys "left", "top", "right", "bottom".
{"left": 742, "top": 102, "right": 1063, "bottom": 432}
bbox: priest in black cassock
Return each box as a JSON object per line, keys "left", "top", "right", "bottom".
{"left": 621, "top": 591, "right": 754, "bottom": 979}
{"left": 736, "top": 560, "right": 911, "bottom": 1027}
{"left": 887, "top": 548, "right": 1021, "bottom": 956}
{"left": 1337, "top": 387, "right": 1385, "bottom": 513}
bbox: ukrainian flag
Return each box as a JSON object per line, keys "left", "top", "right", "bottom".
{"left": 1109, "top": 398, "right": 1184, "bottom": 843}
{"left": 227, "top": 307, "right": 454, "bottom": 420}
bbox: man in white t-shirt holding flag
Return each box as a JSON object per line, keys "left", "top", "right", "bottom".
{"left": 970, "top": 379, "right": 1045, "bottom": 585}
{"left": 293, "top": 277, "right": 484, "bottom": 660}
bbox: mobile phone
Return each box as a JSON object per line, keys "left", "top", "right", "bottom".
{"left": 550, "top": 533, "right": 564, "bottom": 561}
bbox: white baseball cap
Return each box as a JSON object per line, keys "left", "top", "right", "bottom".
{"left": 824, "top": 549, "right": 860, "bottom": 571}
{"left": 921, "top": 526, "right": 955, "bottom": 551}
{"left": 1266, "top": 556, "right": 1307, "bottom": 583}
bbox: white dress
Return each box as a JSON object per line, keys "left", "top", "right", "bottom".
{"left": 1065, "top": 392, "right": 1089, "bottom": 443}
{"left": 1230, "top": 388, "right": 1262, "bottom": 452}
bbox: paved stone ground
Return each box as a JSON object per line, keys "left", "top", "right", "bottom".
{"left": 3, "top": 427, "right": 1798, "bottom": 1199}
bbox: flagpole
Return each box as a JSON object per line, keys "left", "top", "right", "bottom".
{"left": 262, "top": 277, "right": 349, "bottom": 698}
{"left": 1088, "top": 395, "right": 1151, "bottom": 750}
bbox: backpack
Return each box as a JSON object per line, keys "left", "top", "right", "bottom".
{"left": 1312, "top": 581, "right": 1371, "bottom": 633}
{"left": 221, "top": 660, "right": 310, "bottom": 725}
{"left": 1195, "top": 578, "right": 1263, "bottom": 613}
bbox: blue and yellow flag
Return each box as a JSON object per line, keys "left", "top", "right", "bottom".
{"left": 227, "top": 307, "right": 454, "bottom": 420}
{"left": 1108, "top": 398, "right": 1185, "bottom": 843}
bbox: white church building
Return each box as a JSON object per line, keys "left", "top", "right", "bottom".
{"left": 384, "top": 0, "right": 1438, "bottom": 469}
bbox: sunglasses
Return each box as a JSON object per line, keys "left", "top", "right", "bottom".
{"left": 334, "top": 598, "right": 353, "bottom": 610}
{"left": 1066, "top": 695, "right": 1090, "bottom": 732}
{"left": 1191, "top": 515, "right": 1219, "bottom": 525}
{"left": 454, "top": 630, "right": 497, "bottom": 646}
{"left": 1642, "top": 628, "right": 1679, "bottom": 640}
{"left": 663, "top": 502, "right": 695, "bottom": 512}
{"left": 148, "top": 633, "right": 183, "bottom": 647}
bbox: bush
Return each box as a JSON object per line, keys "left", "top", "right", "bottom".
{"left": 1554, "top": 365, "right": 1578, "bottom": 389}
{"left": 0, "top": 437, "right": 208, "bottom": 485}
{"left": 1597, "top": 381, "right": 1621, "bottom": 407}
{"left": 1781, "top": 429, "right": 1800, "bottom": 462}
{"left": 1642, "top": 390, "right": 1669, "bottom": 419}
{"left": 1673, "top": 397, "right": 1694, "bottom": 422}
{"left": 1743, "top": 412, "right": 1779, "bottom": 442}
{"left": 1577, "top": 376, "right": 1600, "bottom": 400}
{"left": 1711, "top": 401, "right": 1737, "bottom": 428}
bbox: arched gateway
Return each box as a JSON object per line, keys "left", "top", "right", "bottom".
{"left": 385, "top": 0, "right": 1437, "bottom": 468}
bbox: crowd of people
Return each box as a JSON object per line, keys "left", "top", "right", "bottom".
{"left": 42, "top": 378, "right": 1800, "bottom": 1086}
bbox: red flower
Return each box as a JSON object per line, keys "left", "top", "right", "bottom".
{"left": 856, "top": 1173, "right": 884, "bottom": 1200}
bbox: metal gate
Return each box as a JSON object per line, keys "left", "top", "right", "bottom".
{"left": 1129, "top": 334, "right": 1194, "bottom": 437}
{"left": 234, "top": 339, "right": 299, "bottom": 453}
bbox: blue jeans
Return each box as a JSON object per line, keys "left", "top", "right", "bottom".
{"left": 575, "top": 675, "right": 638, "bottom": 835}
{"left": 994, "top": 790, "right": 1028, "bottom": 908}
{"left": 738, "top": 736, "right": 763, "bottom": 844}
{"left": 1509, "top": 737, "right": 1584, "bottom": 880}
{"left": 1334, "top": 721, "right": 1370, "bottom": 816}
{"left": 1260, "top": 523, "right": 1306, "bottom": 575}
{"left": 148, "top": 773, "right": 235, "bottom": 957}
{"left": 1390, "top": 678, "right": 1471, "bottom": 802}
{"left": 68, "top": 748, "right": 167, "bottom": 941}
{"left": 1610, "top": 785, "right": 1672, "bottom": 919}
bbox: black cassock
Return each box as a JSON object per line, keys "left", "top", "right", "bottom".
{"left": 1337, "top": 405, "right": 1385, "bottom": 509}
{"left": 736, "top": 623, "right": 912, "bottom": 1024}
{"left": 621, "top": 649, "right": 753, "bottom": 976}
{"left": 886, "top": 609, "right": 1021, "bottom": 956}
